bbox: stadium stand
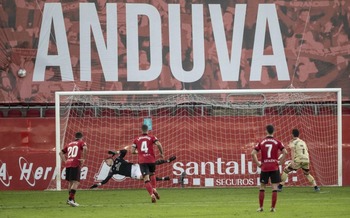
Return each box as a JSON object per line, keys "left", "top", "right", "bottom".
{"left": 44, "top": 108, "right": 55, "bottom": 117}
{"left": 264, "top": 107, "right": 279, "bottom": 115}
{"left": 83, "top": 108, "right": 95, "bottom": 117}
{"left": 7, "top": 109, "right": 22, "bottom": 117}
{"left": 100, "top": 108, "right": 116, "bottom": 117}
{"left": 26, "top": 108, "right": 41, "bottom": 117}
{"left": 343, "top": 106, "right": 350, "bottom": 115}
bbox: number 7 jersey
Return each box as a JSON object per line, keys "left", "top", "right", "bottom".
{"left": 254, "top": 136, "right": 285, "bottom": 172}
{"left": 289, "top": 138, "right": 310, "bottom": 163}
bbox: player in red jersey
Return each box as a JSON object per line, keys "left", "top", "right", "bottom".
{"left": 251, "top": 125, "right": 287, "bottom": 212}
{"left": 59, "top": 132, "right": 87, "bottom": 207}
{"left": 131, "top": 124, "right": 164, "bottom": 203}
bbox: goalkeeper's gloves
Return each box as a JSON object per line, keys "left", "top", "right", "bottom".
{"left": 168, "top": 155, "right": 176, "bottom": 163}
{"left": 155, "top": 159, "right": 166, "bottom": 165}
{"left": 155, "top": 155, "right": 177, "bottom": 165}
{"left": 108, "top": 150, "right": 116, "bottom": 156}
{"left": 90, "top": 183, "right": 101, "bottom": 189}
{"left": 156, "top": 176, "right": 170, "bottom": 181}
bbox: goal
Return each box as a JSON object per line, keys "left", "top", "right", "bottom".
{"left": 50, "top": 88, "right": 342, "bottom": 190}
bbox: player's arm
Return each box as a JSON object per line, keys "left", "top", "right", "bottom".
{"left": 108, "top": 145, "right": 130, "bottom": 156}
{"left": 131, "top": 143, "right": 138, "bottom": 154}
{"left": 59, "top": 150, "right": 66, "bottom": 163}
{"left": 90, "top": 172, "right": 113, "bottom": 189}
{"left": 119, "top": 149, "right": 127, "bottom": 158}
{"left": 289, "top": 142, "right": 295, "bottom": 164}
{"left": 251, "top": 149, "right": 261, "bottom": 167}
{"left": 80, "top": 145, "right": 87, "bottom": 166}
{"left": 156, "top": 176, "right": 170, "bottom": 181}
{"left": 155, "top": 141, "right": 164, "bottom": 159}
{"left": 278, "top": 148, "right": 288, "bottom": 165}
{"left": 155, "top": 155, "right": 176, "bottom": 165}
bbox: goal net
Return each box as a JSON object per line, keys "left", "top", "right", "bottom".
{"left": 50, "top": 89, "right": 342, "bottom": 190}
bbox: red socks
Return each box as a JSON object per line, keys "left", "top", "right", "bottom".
{"left": 151, "top": 175, "right": 156, "bottom": 189}
{"left": 144, "top": 181, "right": 153, "bottom": 195}
{"left": 259, "top": 190, "right": 265, "bottom": 208}
{"left": 69, "top": 189, "right": 76, "bottom": 201}
{"left": 272, "top": 190, "right": 277, "bottom": 208}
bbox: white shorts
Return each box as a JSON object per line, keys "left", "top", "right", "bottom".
{"left": 131, "top": 164, "right": 142, "bottom": 180}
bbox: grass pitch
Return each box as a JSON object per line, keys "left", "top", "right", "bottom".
{"left": 1, "top": 187, "right": 349, "bottom": 218}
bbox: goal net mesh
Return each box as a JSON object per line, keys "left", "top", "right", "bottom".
{"left": 49, "top": 90, "right": 340, "bottom": 190}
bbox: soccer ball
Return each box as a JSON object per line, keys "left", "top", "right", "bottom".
{"left": 17, "top": 69, "right": 27, "bottom": 78}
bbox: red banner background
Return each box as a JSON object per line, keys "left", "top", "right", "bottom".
{"left": 1, "top": 1, "right": 350, "bottom": 103}
{"left": 0, "top": 116, "right": 349, "bottom": 190}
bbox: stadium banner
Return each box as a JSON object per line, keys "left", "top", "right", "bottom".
{"left": 0, "top": 1, "right": 350, "bottom": 103}
{"left": 0, "top": 117, "right": 350, "bottom": 190}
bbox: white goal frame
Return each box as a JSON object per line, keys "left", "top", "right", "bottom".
{"left": 54, "top": 88, "right": 342, "bottom": 190}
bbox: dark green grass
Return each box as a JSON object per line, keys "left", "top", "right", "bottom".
{"left": 1, "top": 187, "right": 350, "bottom": 218}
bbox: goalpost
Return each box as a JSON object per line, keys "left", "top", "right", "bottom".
{"left": 51, "top": 88, "right": 342, "bottom": 190}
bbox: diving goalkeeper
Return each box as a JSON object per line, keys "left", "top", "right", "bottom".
{"left": 90, "top": 149, "right": 176, "bottom": 189}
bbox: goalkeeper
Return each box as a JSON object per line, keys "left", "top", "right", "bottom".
{"left": 90, "top": 149, "right": 176, "bottom": 189}
{"left": 278, "top": 129, "right": 320, "bottom": 192}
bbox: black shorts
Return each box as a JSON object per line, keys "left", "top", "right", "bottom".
{"left": 260, "top": 170, "right": 281, "bottom": 184}
{"left": 65, "top": 167, "right": 81, "bottom": 182}
{"left": 139, "top": 163, "right": 156, "bottom": 177}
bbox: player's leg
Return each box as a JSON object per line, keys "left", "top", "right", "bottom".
{"left": 140, "top": 164, "right": 156, "bottom": 203}
{"left": 66, "top": 181, "right": 73, "bottom": 205}
{"left": 149, "top": 164, "right": 160, "bottom": 200}
{"left": 65, "top": 168, "right": 72, "bottom": 205}
{"left": 301, "top": 163, "right": 320, "bottom": 191}
{"left": 257, "top": 172, "right": 268, "bottom": 212}
{"left": 270, "top": 170, "right": 282, "bottom": 212}
{"left": 278, "top": 163, "right": 296, "bottom": 191}
{"left": 68, "top": 181, "right": 80, "bottom": 206}
{"left": 67, "top": 167, "right": 81, "bottom": 207}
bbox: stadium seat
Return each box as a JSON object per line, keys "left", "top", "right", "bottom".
{"left": 300, "top": 106, "right": 315, "bottom": 115}
{"left": 83, "top": 108, "right": 95, "bottom": 117}
{"left": 7, "top": 109, "right": 23, "bottom": 117}
{"left": 0, "top": 110, "right": 4, "bottom": 117}
{"left": 137, "top": 110, "right": 151, "bottom": 117}
{"left": 153, "top": 108, "right": 172, "bottom": 117}
{"left": 342, "top": 107, "right": 350, "bottom": 115}
{"left": 264, "top": 107, "right": 279, "bottom": 115}
{"left": 193, "top": 107, "right": 209, "bottom": 116}
{"left": 44, "top": 109, "right": 55, "bottom": 117}
{"left": 69, "top": 108, "right": 81, "bottom": 117}
{"left": 26, "top": 108, "right": 41, "bottom": 117}
{"left": 175, "top": 108, "right": 190, "bottom": 116}
{"left": 100, "top": 108, "right": 116, "bottom": 117}
{"left": 280, "top": 107, "right": 297, "bottom": 115}
{"left": 118, "top": 109, "right": 133, "bottom": 116}
{"left": 318, "top": 107, "right": 334, "bottom": 115}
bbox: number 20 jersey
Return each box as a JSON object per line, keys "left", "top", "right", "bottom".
{"left": 62, "top": 139, "right": 86, "bottom": 168}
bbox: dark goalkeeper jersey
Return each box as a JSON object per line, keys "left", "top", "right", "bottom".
{"left": 100, "top": 149, "right": 133, "bottom": 185}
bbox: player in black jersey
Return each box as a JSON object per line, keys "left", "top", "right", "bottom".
{"left": 90, "top": 149, "right": 176, "bottom": 189}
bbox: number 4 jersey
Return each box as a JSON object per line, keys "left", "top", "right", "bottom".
{"left": 132, "top": 134, "right": 158, "bottom": 164}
